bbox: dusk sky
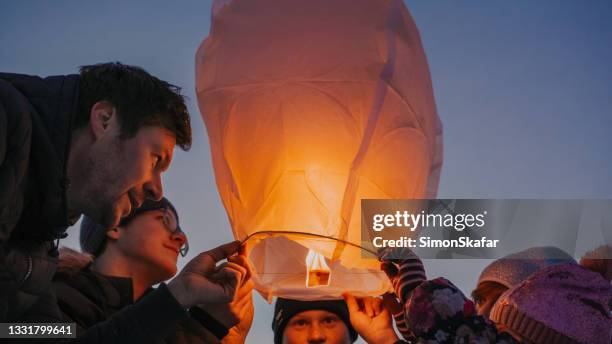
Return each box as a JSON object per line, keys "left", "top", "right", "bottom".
{"left": 2, "top": 1, "right": 611, "bottom": 342}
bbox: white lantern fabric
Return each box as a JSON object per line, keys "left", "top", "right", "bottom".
{"left": 196, "top": 0, "right": 443, "bottom": 301}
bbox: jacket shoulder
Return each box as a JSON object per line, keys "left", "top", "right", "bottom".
{"left": 0, "top": 72, "right": 80, "bottom": 241}
{"left": 0, "top": 77, "right": 34, "bottom": 242}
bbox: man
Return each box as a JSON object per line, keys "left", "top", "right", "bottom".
{"left": 0, "top": 63, "right": 248, "bottom": 333}
{"left": 271, "top": 296, "right": 402, "bottom": 344}
{"left": 53, "top": 197, "right": 253, "bottom": 343}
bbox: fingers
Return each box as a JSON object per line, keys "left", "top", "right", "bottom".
{"left": 371, "top": 297, "right": 383, "bottom": 315}
{"left": 213, "top": 266, "right": 241, "bottom": 301}
{"left": 223, "top": 261, "right": 248, "bottom": 278}
{"left": 215, "top": 261, "right": 248, "bottom": 288}
{"left": 196, "top": 241, "right": 241, "bottom": 274}
{"left": 344, "top": 294, "right": 385, "bottom": 318}
{"left": 207, "top": 241, "right": 242, "bottom": 262}
{"left": 363, "top": 297, "right": 374, "bottom": 317}
{"left": 359, "top": 297, "right": 384, "bottom": 317}
{"left": 228, "top": 254, "right": 253, "bottom": 282}
{"left": 343, "top": 293, "right": 359, "bottom": 314}
{"left": 213, "top": 261, "right": 254, "bottom": 303}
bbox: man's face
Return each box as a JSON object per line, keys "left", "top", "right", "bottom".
{"left": 115, "top": 209, "right": 187, "bottom": 280}
{"left": 83, "top": 123, "right": 176, "bottom": 228}
{"left": 282, "top": 310, "right": 351, "bottom": 344}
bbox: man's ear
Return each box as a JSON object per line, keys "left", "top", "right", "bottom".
{"left": 106, "top": 227, "right": 123, "bottom": 240}
{"left": 90, "top": 101, "right": 117, "bottom": 140}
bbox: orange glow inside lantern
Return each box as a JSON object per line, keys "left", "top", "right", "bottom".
{"left": 196, "top": 0, "right": 443, "bottom": 301}
{"left": 305, "top": 249, "right": 331, "bottom": 288}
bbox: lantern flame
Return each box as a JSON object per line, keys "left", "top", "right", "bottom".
{"left": 305, "top": 249, "right": 331, "bottom": 288}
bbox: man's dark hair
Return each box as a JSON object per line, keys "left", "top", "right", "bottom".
{"left": 76, "top": 62, "right": 191, "bottom": 150}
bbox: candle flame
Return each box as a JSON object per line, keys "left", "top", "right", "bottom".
{"left": 305, "top": 249, "right": 331, "bottom": 288}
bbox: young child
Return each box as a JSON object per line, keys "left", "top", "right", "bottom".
{"left": 472, "top": 246, "right": 576, "bottom": 318}
{"left": 381, "top": 247, "right": 611, "bottom": 343}
{"left": 489, "top": 262, "right": 611, "bottom": 344}
{"left": 379, "top": 248, "right": 519, "bottom": 343}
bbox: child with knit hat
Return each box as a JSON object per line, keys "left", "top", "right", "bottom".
{"left": 272, "top": 298, "right": 359, "bottom": 344}
{"left": 381, "top": 246, "right": 611, "bottom": 344}
{"left": 54, "top": 197, "right": 254, "bottom": 343}
{"left": 472, "top": 246, "right": 576, "bottom": 318}
{"left": 490, "top": 263, "right": 612, "bottom": 344}
{"left": 379, "top": 248, "right": 520, "bottom": 343}
{"left": 272, "top": 296, "right": 403, "bottom": 344}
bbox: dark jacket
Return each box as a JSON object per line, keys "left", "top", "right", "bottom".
{"left": 0, "top": 72, "right": 80, "bottom": 321}
{"left": 53, "top": 267, "right": 222, "bottom": 344}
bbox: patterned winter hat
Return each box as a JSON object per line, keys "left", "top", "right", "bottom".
{"left": 477, "top": 246, "right": 576, "bottom": 289}
{"left": 490, "top": 263, "right": 612, "bottom": 344}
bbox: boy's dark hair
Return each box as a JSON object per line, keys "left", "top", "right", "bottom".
{"left": 76, "top": 62, "right": 191, "bottom": 150}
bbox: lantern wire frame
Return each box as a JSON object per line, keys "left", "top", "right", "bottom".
{"left": 240, "top": 230, "right": 380, "bottom": 258}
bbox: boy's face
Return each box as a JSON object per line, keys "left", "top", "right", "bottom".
{"left": 82, "top": 118, "right": 176, "bottom": 229}
{"left": 115, "top": 208, "right": 186, "bottom": 280}
{"left": 282, "top": 310, "right": 351, "bottom": 344}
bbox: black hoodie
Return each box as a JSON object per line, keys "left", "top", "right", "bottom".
{"left": 0, "top": 72, "right": 79, "bottom": 322}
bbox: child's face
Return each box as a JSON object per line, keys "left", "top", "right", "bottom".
{"left": 116, "top": 209, "right": 187, "bottom": 281}
{"left": 473, "top": 284, "right": 508, "bottom": 318}
{"left": 282, "top": 310, "right": 351, "bottom": 344}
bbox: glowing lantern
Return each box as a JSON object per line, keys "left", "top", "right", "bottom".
{"left": 196, "top": 0, "right": 443, "bottom": 301}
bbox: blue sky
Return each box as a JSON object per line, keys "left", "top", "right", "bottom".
{"left": 2, "top": 1, "right": 611, "bottom": 342}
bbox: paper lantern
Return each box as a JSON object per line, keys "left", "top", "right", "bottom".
{"left": 196, "top": 0, "right": 443, "bottom": 301}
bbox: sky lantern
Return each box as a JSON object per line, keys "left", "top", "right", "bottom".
{"left": 196, "top": 0, "right": 443, "bottom": 301}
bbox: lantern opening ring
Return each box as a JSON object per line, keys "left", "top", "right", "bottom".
{"left": 240, "top": 230, "right": 379, "bottom": 257}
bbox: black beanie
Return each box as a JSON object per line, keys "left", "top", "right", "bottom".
{"left": 272, "top": 298, "right": 358, "bottom": 344}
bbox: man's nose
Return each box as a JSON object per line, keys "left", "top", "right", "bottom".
{"left": 144, "top": 173, "right": 163, "bottom": 201}
{"left": 307, "top": 323, "right": 326, "bottom": 344}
